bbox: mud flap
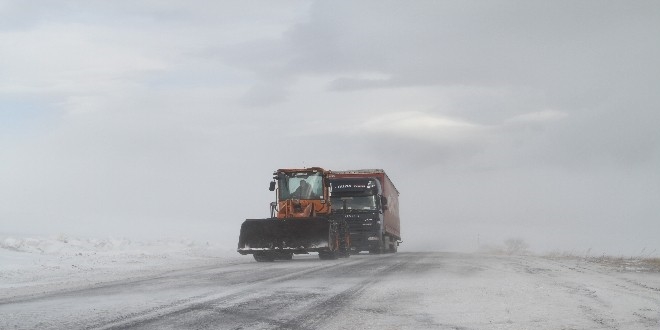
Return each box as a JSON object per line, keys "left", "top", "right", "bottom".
{"left": 238, "top": 217, "right": 333, "bottom": 253}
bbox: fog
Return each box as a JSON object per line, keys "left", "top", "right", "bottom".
{"left": 1, "top": 1, "right": 659, "bottom": 256}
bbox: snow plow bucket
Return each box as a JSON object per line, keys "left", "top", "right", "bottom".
{"left": 237, "top": 217, "right": 333, "bottom": 254}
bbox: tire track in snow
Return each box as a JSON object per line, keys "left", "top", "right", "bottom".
{"left": 91, "top": 256, "right": 370, "bottom": 330}
{"left": 274, "top": 255, "right": 412, "bottom": 330}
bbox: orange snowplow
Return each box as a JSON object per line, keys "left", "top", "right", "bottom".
{"left": 237, "top": 167, "right": 350, "bottom": 261}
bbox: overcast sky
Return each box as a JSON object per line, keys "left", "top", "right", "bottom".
{"left": 1, "top": 1, "right": 659, "bottom": 255}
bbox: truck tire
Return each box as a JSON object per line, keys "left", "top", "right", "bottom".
{"left": 383, "top": 236, "right": 398, "bottom": 253}
{"left": 390, "top": 241, "right": 398, "bottom": 253}
{"left": 369, "top": 235, "right": 384, "bottom": 254}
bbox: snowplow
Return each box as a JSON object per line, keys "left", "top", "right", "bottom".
{"left": 237, "top": 167, "right": 350, "bottom": 262}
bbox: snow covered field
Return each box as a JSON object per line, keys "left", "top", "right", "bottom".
{"left": 2, "top": 234, "right": 659, "bottom": 329}
{"left": 0, "top": 234, "right": 239, "bottom": 300}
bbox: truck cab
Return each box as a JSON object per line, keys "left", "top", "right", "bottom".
{"left": 330, "top": 177, "right": 390, "bottom": 254}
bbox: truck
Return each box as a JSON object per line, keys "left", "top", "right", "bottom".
{"left": 237, "top": 167, "right": 350, "bottom": 261}
{"left": 328, "top": 169, "right": 401, "bottom": 254}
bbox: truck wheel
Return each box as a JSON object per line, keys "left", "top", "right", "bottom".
{"left": 369, "top": 234, "right": 385, "bottom": 254}
{"left": 253, "top": 253, "right": 275, "bottom": 262}
{"left": 383, "top": 236, "right": 393, "bottom": 254}
{"left": 390, "top": 243, "right": 398, "bottom": 253}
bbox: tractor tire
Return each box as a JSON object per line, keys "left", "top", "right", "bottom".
{"left": 253, "top": 253, "right": 275, "bottom": 262}
{"left": 276, "top": 253, "right": 293, "bottom": 260}
{"left": 318, "top": 251, "right": 338, "bottom": 260}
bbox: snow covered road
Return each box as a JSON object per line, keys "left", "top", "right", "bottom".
{"left": 2, "top": 251, "right": 660, "bottom": 329}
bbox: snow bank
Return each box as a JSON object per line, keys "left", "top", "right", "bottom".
{"left": 0, "top": 234, "right": 239, "bottom": 298}
{"left": 1, "top": 234, "right": 217, "bottom": 256}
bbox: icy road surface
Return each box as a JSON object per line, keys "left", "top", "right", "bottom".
{"left": 2, "top": 252, "right": 660, "bottom": 329}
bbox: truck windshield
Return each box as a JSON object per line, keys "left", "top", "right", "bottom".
{"left": 331, "top": 196, "right": 377, "bottom": 211}
{"left": 279, "top": 172, "right": 324, "bottom": 200}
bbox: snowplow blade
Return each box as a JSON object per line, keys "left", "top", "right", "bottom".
{"left": 237, "top": 217, "right": 332, "bottom": 254}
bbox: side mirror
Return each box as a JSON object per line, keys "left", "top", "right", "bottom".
{"left": 380, "top": 195, "right": 389, "bottom": 211}
{"left": 269, "top": 181, "right": 276, "bottom": 191}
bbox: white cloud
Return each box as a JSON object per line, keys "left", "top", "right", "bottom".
{"left": 360, "top": 111, "right": 484, "bottom": 143}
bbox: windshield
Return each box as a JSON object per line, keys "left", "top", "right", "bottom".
{"left": 331, "top": 196, "right": 377, "bottom": 211}
{"left": 279, "top": 171, "right": 324, "bottom": 200}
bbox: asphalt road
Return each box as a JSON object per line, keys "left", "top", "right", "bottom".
{"left": 2, "top": 252, "right": 659, "bottom": 329}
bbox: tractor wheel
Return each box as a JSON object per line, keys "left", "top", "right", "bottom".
{"left": 253, "top": 253, "right": 275, "bottom": 262}
{"left": 318, "top": 251, "right": 338, "bottom": 260}
{"left": 275, "top": 253, "right": 293, "bottom": 260}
